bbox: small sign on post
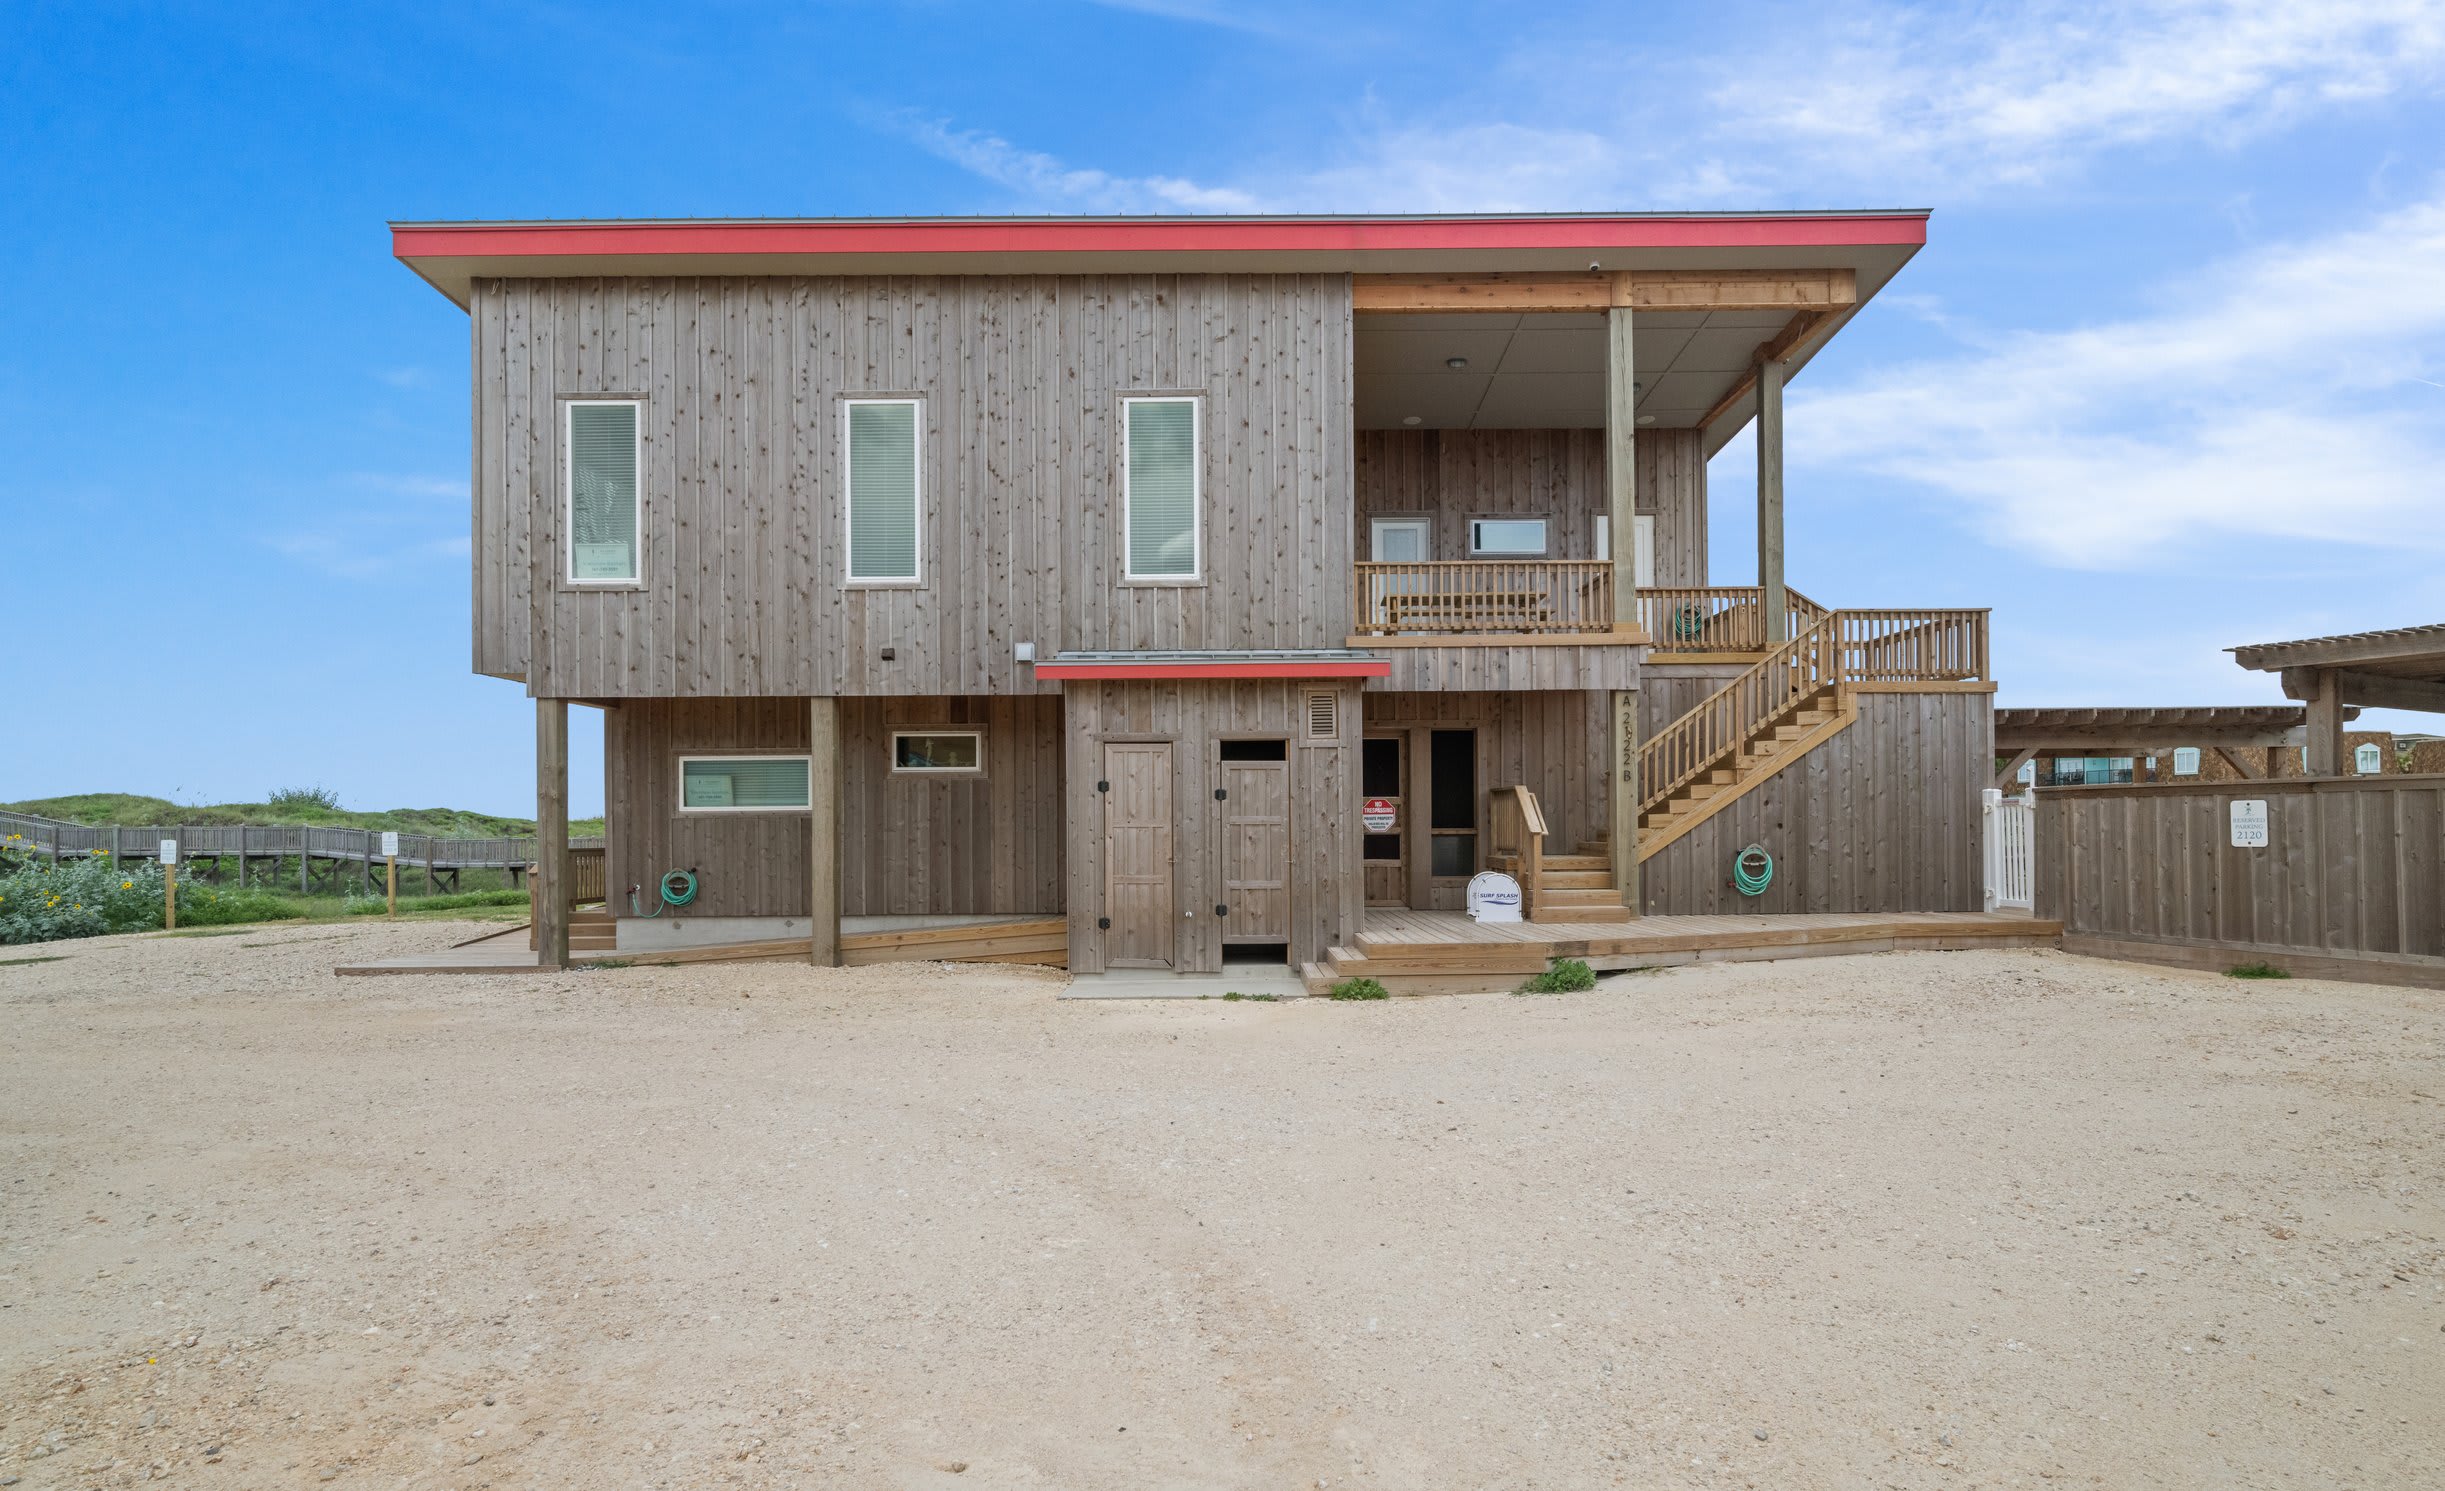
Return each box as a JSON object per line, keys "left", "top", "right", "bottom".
{"left": 159, "top": 839, "right": 179, "bottom": 930}
{"left": 2229, "top": 799, "right": 2269, "bottom": 848}
{"left": 381, "top": 831, "right": 400, "bottom": 918}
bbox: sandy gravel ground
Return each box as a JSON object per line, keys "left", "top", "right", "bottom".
{"left": 3, "top": 923, "right": 2440, "bottom": 1490}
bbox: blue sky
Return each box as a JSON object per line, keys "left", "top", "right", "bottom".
{"left": 6, "top": 0, "right": 2443, "bottom": 817}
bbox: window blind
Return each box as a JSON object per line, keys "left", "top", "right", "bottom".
{"left": 681, "top": 757, "right": 810, "bottom": 810}
{"left": 1126, "top": 399, "right": 1197, "bottom": 577}
{"left": 848, "top": 401, "right": 919, "bottom": 581}
{"left": 569, "top": 403, "right": 638, "bottom": 581}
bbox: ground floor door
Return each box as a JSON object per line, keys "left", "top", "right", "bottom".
{"left": 1361, "top": 733, "right": 1408, "bottom": 906}
{"left": 1218, "top": 741, "right": 1290, "bottom": 943}
{"left": 1102, "top": 741, "right": 1174, "bottom": 967}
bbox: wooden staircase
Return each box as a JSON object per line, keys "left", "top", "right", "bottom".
{"left": 530, "top": 907, "right": 617, "bottom": 953}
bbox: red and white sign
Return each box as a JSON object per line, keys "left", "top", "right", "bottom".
{"left": 1362, "top": 797, "right": 1398, "bottom": 833}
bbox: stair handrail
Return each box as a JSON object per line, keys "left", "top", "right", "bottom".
{"left": 1487, "top": 784, "right": 1547, "bottom": 920}
{"left": 1637, "top": 607, "right": 1990, "bottom": 816}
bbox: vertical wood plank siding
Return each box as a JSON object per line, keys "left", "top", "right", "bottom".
{"left": 2035, "top": 776, "right": 2445, "bottom": 959}
{"left": 1642, "top": 691, "right": 1991, "bottom": 914}
{"left": 472, "top": 275, "right": 1356, "bottom": 696}
{"left": 604, "top": 696, "right": 1064, "bottom": 919}
{"left": 1063, "top": 680, "right": 1362, "bottom": 974}
{"left": 1362, "top": 690, "right": 1612, "bottom": 873}
{"left": 1638, "top": 664, "right": 1752, "bottom": 738}
{"left": 1353, "top": 428, "right": 1706, "bottom": 585}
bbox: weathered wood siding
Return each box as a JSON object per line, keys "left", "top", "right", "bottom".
{"left": 1353, "top": 428, "right": 1705, "bottom": 585}
{"left": 1367, "top": 644, "right": 1643, "bottom": 692}
{"left": 1639, "top": 662, "right": 1748, "bottom": 739}
{"left": 1064, "top": 680, "right": 1362, "bottom": 973}
{"left": 1643, "top": 689, "right": 1992, "bottom": 914}
{"left": 474, "top": 275, "right": 1355, "bottom": 695}
{"left": 605, "top": 695, "right": 1064, "bottom": 920}
{"left": 2035, "top": 776, "right": 2445, "bottom": 961}
{"left": 1363, "top": 690, "right": 1612, "bottom": 890}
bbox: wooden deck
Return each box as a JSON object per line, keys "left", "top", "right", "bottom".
{"left": 1314, "top": 908, "right": 2063, "bottom": 995}
{"left": 336, "top": 916, "right": 1067, "bottom": 976}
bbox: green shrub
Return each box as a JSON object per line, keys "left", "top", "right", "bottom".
{"left": 343, "top": 887, "right": 529, "bottom": 916}
{"left": 1518, "top": 957, "right": 1598, "bottom": 994}
{"left": 1326, "top": 976, "right": 1390, "bottom": 1001}
{"left": 266, "top": 785, "right": 343, "bottom": 812}
{"left": 2226, "top": 961, "right": 2293, "bottom": 980}
{"left": 0, "top": 853, "right": 171, "bottom": 944}
{"left": 171, "top": 883, "right": 309, "bottom": 928}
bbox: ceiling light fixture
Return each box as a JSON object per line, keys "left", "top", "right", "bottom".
{"left": 1402, "top": 415, "right": 1423, "bottom": 426}
{"left": 1636, "top": 414, "right": 1656, "bottom": 426}
{"left": 1445, "top": 357, "right": 1469, "bottom": 371}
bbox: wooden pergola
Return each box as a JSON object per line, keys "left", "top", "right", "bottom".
{"left": 1991, "top": 705, "right": 2343, "bottom": 788}
{"left": 2230, "top": 623, "right": 2445, "bottom": 776}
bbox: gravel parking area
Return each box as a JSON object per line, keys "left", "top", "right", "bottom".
{"left": 3, "top": 922, "right": 2439, "bottom": 1489}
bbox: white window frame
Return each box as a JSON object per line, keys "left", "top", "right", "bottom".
{"left": 1468, "top": 515, "right": 1550, "bottom": 557}
{"left": 564, "top": 398, "right": 644, "bottom": 587}
{"left": 676, "top": 754, "right": 814, "bottom": 814}
{"left": 1121, "top": 395, "right": 1203, "bottom": 583}
{"left": 890, "top": 728, "right": 987, "bottom": 776}
{"left": 1370, "top": 517, "right": 1432, "bottom": 562}
{"left": 843, "top": 396, "right": 924, "bottom": 587}
{"left": 1593, "top": 514, "right": 1657, "bottom": 587}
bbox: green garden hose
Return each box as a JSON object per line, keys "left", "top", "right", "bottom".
{"left": 629, "top": 868, "right": 700, "bottom": 917}
{"left": 1733, "top": 844, "right": 1774, "bottom": 897}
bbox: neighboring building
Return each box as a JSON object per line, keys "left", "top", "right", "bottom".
{"left": 394, "top": 212, "right": 1994, "bottom": 972}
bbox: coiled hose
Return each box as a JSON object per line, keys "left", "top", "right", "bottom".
{"left": 628, "top": 868, "right": 700, "bottom": 917}
{"left": 1733, "top": 844, "right": 1774, "bottom": 897}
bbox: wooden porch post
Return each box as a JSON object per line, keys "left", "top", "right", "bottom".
{"left": 1606, "top": 302, "right": 1642, "bottom": 912}
{"left": 535, "top": 697, "right": 570, "bottom": 970}
{"left": 809, "top": 696, "right": 841, "bottom": 966}
{"left": 2303, "top": 668, "right": 2344, "bottom": 777}
{"left": 1756, "top": 352, "right": 1787, "bottom": 644}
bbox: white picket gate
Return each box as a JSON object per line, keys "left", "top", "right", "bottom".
{"left": 1981, "top": 787, "right": 2036, "bottom": 913}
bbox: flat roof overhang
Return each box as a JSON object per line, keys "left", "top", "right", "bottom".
{"left": 1034, "top": 648, "right": 1391, "bottom": 681}
{"left": 1995, "top": 705, "right": 2353, "bottom": 750}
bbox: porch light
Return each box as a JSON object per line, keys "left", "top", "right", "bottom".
{"left": 1402, "top": 415, "right": 1422, "bottom": 425}
{"left": 1445, "top": 357, "right": 1469, "bottom": 370}
{"left": 1637, "top": 414, "right": 1656, "bottom": 425}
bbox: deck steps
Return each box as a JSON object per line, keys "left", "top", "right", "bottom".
{"left": 1634, "top": 687, "right": 1859, "bottom": 860}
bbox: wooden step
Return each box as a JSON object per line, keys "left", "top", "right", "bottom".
{"left": 1538, "top": 869, "right": 1613, "bottom": 889}
{"left": 1298, "top": 961, "right": 1335, "bottom": 997}
{"left": 1531, "top": 903, "right": 1634, "bottom": 925}
{"left": 1545, "top": 853, "right": 1609, "bottom": 871}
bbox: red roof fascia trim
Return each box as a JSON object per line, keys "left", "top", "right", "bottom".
{"left": 392, "top": 215, "right": 1926, "bottom": 263}
{"left": 1032, "top": 660, "right": 1392, "bottom": 680}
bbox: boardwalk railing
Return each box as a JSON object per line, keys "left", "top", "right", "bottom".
{"left": 0, "top": 808, "right": 603, "bottom": 894}
{"left": 1638, "top": 607, "right": 1989, "bottom": 815}
{"left": 1353, "top": 560, "right": 1614, "bottom": 635}
{"left": 1635, "top": 586, "right": 1827, "bottom": 653}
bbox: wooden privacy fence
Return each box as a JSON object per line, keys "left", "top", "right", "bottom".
{"left": 1634, "top": 586, "right": 1826, "bottom": 652}
{"left": 1353, "top": 560, "right": 1614, "bottom": 635}
{"left": 2035, "top": 775, "right": 2445, "bottom": 987}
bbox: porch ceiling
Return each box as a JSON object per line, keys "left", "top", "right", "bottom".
{"left": 1354, "top": 308, "right": 1802, "bottom": 433}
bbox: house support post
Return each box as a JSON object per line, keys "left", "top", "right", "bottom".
{"left": 810, "top": 696, "right": 841, "bottom": 966}
{"left": 1756, "top": 352, "right": 1787, "bottom": 644}
{"left": 535, "top": 697, "right": 570, "bottom": 970}
{"left": 1606, "top": 302, "right": 1642, "bottom": 911}
{"left": 2303, "top": 668, "right": 2344, "bottom": 777}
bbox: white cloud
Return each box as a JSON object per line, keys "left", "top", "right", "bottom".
{"left": 1796, "top": 189, "right": 2445, "bottom": 566}
{"left": 1711, "top": 0, "right": 2445, "bottom": 187}
{"left": 889, "top": 115, "right": 1271, "bottom": 214}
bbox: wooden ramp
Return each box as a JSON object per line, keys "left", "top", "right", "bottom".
{"left": 338, "top": 916, "right": 1068, "bottom": 975}
{"left": 1304, "top": 909, "right": 2061, "bottom": 996}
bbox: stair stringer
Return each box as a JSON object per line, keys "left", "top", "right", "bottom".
{"left": 1635, "top": 688, "right": 1860, "bottom": 863}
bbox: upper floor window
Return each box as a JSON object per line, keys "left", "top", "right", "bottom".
{"left": 1124, "top": 396, "right": 1200, "bottom": 580}
{"left": 567, "top": 400, "right": 641, "bottom": 584}
{"left": 846, "top": 398, "right": 921, "bottom": 584}
{"left": 1469, "top": 517, "right": 1548, "bottom": 556}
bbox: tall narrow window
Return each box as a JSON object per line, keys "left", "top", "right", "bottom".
{"left": 567, "top": 400, "right": 640, "bottom": 584}
{"left": 1124, "top": 397, "right": 1200, "bottom": 580}
{"left": 846, "top": 399, "right": 920, "bottom": 583}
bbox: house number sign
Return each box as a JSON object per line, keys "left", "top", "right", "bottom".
{"left": 1362, "top": 797, "right": 1398, "bottom": 833}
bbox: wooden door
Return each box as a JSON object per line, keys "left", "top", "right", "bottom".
{"left": 1361, "top": 733, "right": 1408, "bottom": 907}
{"left": 1218, "top": 751, "right": 1289, "bottom": 942}
{"left": 1102, "top": 742, "right": 1174, "bottom": 967}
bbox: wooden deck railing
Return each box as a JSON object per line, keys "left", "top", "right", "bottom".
{"left": 1635, "top": 586, "right": 1827, "bottom": 652}
{"left": 1487, "top": 785, "right": 1548, "bottom": 919}
{"left": 1353, "top": 560, "right": 1614, "bottom": 635}
{"left": 1638, "top": 608, "right": 1988, "bottom": 814}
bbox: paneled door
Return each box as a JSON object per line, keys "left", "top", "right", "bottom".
{"left": 1102, "top": 742, "right": 1174, "bottom": 968}
{"left": 1361, "top": 733, "right": 1408, "bottom": 907}
{"left": 1217, "top": 742, "right": 1289, "bottom": 943}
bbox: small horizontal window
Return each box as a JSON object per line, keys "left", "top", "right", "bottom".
{"left": 679, "top": 756, "right": 811, "bottom": 811}
{"left": 892, "top": 729, "right": 984, "bottom": 774}
{"left": 1469, "top": 517, "right": 1547, "bottom": 556}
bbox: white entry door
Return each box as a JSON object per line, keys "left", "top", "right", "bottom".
{"left": 1371, "top": 518, "right": 1430, "bottom": 561}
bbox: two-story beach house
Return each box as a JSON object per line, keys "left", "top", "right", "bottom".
{"left": 392, "top": 212, "right": 2006, "bottom": 983}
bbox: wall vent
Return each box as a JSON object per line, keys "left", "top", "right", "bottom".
{"left": 1305, "top": 691, "right": 1339, "bottom": 741}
